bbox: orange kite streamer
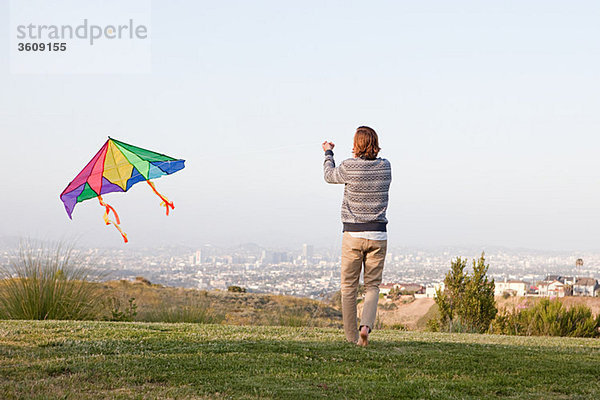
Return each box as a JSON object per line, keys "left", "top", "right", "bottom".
{"left": 146, "top": 180, "right": 175, "bottom": 216}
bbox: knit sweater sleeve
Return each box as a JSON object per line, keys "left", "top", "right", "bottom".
{"left": 323, "top": 150, "right": 348, "bottom": 184}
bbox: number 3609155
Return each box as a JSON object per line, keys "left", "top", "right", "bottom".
{"left": 17, "top": 42, "right": 66, "bottom": 51}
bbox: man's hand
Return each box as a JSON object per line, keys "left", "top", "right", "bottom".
{"left": 322, "top": 141, "right": 335, "bottom": 152}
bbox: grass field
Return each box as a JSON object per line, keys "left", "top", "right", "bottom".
{"left": 1, "top": 321, "right": 600, "bottom": 399}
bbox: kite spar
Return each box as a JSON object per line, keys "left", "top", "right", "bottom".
{"left": 60, "top": 137, "right": 185, "bottom": 242}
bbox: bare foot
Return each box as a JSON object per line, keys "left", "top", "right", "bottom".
{"left": 357, "top": 326, "right": 369, "bottom": 347}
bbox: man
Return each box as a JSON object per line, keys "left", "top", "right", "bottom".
{"left": 323, "top": 126, "right": 392, "bottom": 346}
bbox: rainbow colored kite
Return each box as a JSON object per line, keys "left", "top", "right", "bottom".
{"left": 60, "top": 137, "right": 185, "bottom": 242}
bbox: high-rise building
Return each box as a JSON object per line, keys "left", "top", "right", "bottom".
{"left": 302, "top": 244, "right": 314, "bottom": 264}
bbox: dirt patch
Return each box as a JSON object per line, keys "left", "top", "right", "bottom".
{"left": 359, "top": 297, "right": 435, "bottom": 329}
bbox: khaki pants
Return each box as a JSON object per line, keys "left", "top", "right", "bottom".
{"left": 340, "top": 232, "right": 387, "bottom": 343}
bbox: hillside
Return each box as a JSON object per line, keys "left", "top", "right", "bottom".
{"left": 1, "top": 320, "right": 599, "bottom": 399}
{"left": 97, "top": 279, "right": 342, "bottom": 327}
{"left": 101, "top": 280, "right": 600, "bottom": 331}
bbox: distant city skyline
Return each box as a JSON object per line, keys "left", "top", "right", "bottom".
{"left": 2, "top": 1, "right": 600, "bottom": 250}
{"left": 3, "top": 239, "right": 599, "bottom": 298}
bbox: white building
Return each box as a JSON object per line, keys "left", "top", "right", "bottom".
{"left": 425, "top": 283, "right": 444, "bottom": 298}
{"left": 573, "top": 277, "right": 599, "bottom": 297}
{"left": 495, "top": 280, "right": 528, "bottom": 297}
{"left": 538, "top": 280, "right": 566, "bottom": 297}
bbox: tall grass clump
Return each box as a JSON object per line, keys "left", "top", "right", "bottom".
{"left": 0, "top": 241, "right": 102, "bottom": 320}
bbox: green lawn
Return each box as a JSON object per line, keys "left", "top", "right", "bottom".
{"left": 1, "top": 321, "right": 599, "bottom": 399}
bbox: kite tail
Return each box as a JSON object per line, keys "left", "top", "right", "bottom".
{"left": 146, "top": 180, "right": 175, "bottom": 216}
{"left": 98, "top": 196, "right": 128, "bottom": 243}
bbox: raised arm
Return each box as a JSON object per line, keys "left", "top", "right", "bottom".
{"left": 323, "top": 141, "right": 348, "bottom": 184}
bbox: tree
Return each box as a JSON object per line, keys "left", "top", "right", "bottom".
{"left": 434, "top": 253, "right": 497, "bottom": 333}
{"left": 460, "top": 254, "right": 497, "bottom": 332}
{"left": 435, "top": 257, "right": 466, "bottom": 332}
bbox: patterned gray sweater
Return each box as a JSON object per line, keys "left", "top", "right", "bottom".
{"left": 323, "top": 150, "right": 391, "bottom": 232}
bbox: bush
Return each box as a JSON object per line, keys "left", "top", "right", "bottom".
{"left": 386, "top": 323, "right": 408, "bottom": 330}
{"left": 0, "top": 242, "right": 102, "bottom": 320}
{"left": 379, "top": 302, "right": 398, "bottom": 311}
{"left": 426, "top": 317, "right": 440, "bottom": 332}
{"left": 418, "top": 303, "right": 440, "bottom": 331}
{"left": 106, "top": 297, "right": 138, "bottom": 321}
{"left": 134, "top": 277, "right": 152, "bottom": 286}
{"left": 490, "top": 299, "right": 600, "bottom": 337}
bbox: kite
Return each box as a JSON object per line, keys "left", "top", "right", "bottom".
{"left": 60, "top": 137, "right": 185, "bottom": 243}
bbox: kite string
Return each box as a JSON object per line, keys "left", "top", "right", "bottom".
{"left": 98, "top": 196, "right": 128, "bottom": 243}
{"left": 196, "top": 142, "right": 316, "bottom": 160}
{"left": 146, "top": 180, "right": 174, "bottom": 216}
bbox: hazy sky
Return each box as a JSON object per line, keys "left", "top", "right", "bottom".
{"left": 1, "top": 1, "right": 600, "bottom": 251}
